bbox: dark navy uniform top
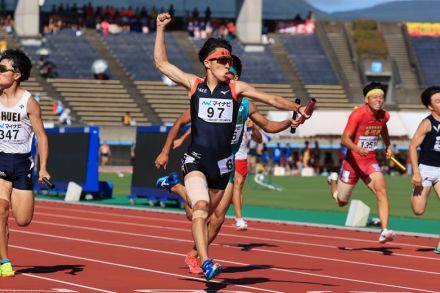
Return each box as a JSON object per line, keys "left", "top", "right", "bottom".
{"left": 189, "top": 78, "right": 240, "bottom": 159}
{"left": 181, "top": 78, "right": 240, "bottom": 189}
{"left": 419, "top": 114, "right": 440, "bottom": 167}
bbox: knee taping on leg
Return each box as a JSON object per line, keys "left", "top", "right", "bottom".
{"left": 192, "top": 209, "right": 208, "bottom": 221}
{"left": 184, "top": 175, "right": 209, "bottom": 208}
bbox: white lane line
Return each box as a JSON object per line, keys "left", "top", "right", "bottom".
{"left": 0, "top": 290, "right": 77, "bottom": 293}
{"left": 10, "top": 243, "right": 439, "bottom": 293}
{"left": 34, "top": 202, "right": 437, "bottom": 240}
{"left": 22, "top": 218, "right": 440, "bottom": 263}
{"left": 32, "top": 210, "right": 433, "bottom": 250}
{"left": 15, "top": 226, "right": 440, "bottom": 277}
{"left": 19, "top": 274, "right": 115, "bottom": 293}
{"left": 11, "top": 245, "right": 284, "bottom": 293}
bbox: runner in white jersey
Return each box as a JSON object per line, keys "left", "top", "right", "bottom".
{"left": 0, "top": 49, "right": 50, "bottom": 277}
{"left": 232, "top": 118, "right": 258, "bottom": 230}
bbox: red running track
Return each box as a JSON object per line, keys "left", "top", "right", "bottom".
{"left": 1, "top": 200, "right": 440, "bottom": 293}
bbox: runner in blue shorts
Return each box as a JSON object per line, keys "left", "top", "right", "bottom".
{"left": 0, "top": 49, "right": 51, "bottom": 277}
{"left": 408, "top": 86, "right": 440, "bottom": 254}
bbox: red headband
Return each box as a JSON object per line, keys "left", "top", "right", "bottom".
{"left": 204, "top": 50, "right": 232, "bottom": 62}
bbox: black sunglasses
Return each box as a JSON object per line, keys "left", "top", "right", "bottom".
{"left": 209, "top": 57, "right": 232, "bottom": 65}
{"left": 0, "top": 64, "right": 16, "bottom": 73}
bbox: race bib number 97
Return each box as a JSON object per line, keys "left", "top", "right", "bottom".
{"left": 358, "top": 136, "right": 378, "bottom": 151}
{"left": 198, "top": 98, "right": 233, "bottom": 123}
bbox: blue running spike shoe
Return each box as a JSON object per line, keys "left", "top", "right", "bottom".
{"left": 201, "top": 259, "right": 222, "bottom": 281}
{"left": 156, "top": 172, "right": 179, "bottom": 192}
{"left": 434, "top": 246, "right": 440, "bottom": 254}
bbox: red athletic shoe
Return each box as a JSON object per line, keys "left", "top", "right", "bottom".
{"left": 185, "top": 254, "right": 202, "bottom": 274}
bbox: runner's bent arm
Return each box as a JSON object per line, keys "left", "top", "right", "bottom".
{"left": 408, "top": 119, "right": 430, "bottom": 185}
{"left": 28, "top": 96, "right": 50, "bottom": 181}
{"left": 380, "top": 125, "right": 393, "bottom": 158}
{"left": 154, "top": 13, "right": 197, "bottom": 90}
{"left": 155, "top": 109, "right": 191, "bottom": 169}
{"left": 341, "top": 131, "right": 368, "bottom": 157}
{"left": 250, "top": 123, "right": 263, "bottom": 144}
{"left": 173, "top": 128, "right": 191, "bottom": 149}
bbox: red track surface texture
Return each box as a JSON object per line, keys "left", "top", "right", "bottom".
{"left": 1, "top": 200, "right": 439, "bottom": 293}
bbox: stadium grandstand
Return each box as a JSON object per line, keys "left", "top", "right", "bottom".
{"left": 1, "top": 0, "right": 439, "bottom": 166}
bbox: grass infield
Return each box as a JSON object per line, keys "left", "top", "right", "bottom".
{"left": 99, "top": 173, "right": 440, "bottom": 221}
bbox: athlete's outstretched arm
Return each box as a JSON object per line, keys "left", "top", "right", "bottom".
{"left": 154, "top": 13, "right": 197, "bottom": 90}
{"left": 235, "top": 80, "right": 309, "bottom": 118}
{"left": 408, "top": 118, "right": 430, "bottom": 185}
{"left": 28, "top": 96, "right": 50, "bottom": 181}
{"left": 155, "top": 109, "right": 191, "bottom": 169}
{"left": 248, "top": 102, "right": 297, "bottom": 133}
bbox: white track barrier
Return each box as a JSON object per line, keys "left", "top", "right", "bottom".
{"left": 345, "top": 199, "right": 370, "bottom": 227}
{"left": 65, "top": 181, "right": 83, "bottom": 202}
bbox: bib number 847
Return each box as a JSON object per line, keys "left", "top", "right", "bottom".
{"left": 0, "top": 129, "right": 19, "bottom": 140}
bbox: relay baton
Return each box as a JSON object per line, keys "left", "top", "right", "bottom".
{"left": 383, "top": 151, "right": 406, "bottom": 172}
{"left": 42, "top": 177, "right": 55, "bottom": 189}
{"left": 290, "top": 98, "right": 301, "bottom": 134}
{"left": 297, "top": 98, "right": 316, "bottom": 124}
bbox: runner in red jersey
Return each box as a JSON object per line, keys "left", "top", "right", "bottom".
{"left": 327, "top": 82, "right": 396, "bottom": 244}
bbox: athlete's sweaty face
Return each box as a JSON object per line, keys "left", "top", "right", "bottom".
{"left": 0, "top": 59, "right": 18, "bottom": 89}
{"left": 365, "top": 93, "right": 384, "bottom": 112}
{"left": 206, "top": 49, "right": 232, "bottom": 82}
{"left": 428, "top": 92, "right": 440, "bottom": 115}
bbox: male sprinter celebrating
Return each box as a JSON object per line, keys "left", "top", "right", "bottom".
{"left": 327, "top": 82, "right": 396, "bottom": 244}
{"left": 155, "top": 12, "right": 308, "bottom": 279}
{"left": 154, "top": 55, "right": 301, "bottom": 274}
{"left": 0, "top": 49, "right": 50, "bottom": 277}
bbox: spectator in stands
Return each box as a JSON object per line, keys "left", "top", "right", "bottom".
{"left": 192, "top": 7, "right": 199, "bottom": 19}
{"left": 130, "top": 143, "right": 136, "bottom": 165}
{"left": 226, "top": 21, "right": 236, "bottom": 40}
{"left": 0, "top": 49, "right": 51, "bottom": 277}
{"left": 408, "top": 86, "right": 440, "bottom": 254}
{"left": 327, "top": 81, "right": 396, "bottom": 244}
{"left": 302, "top": 140, "right": 311, "bottom": 168}
{"left": 312, "top": 140, "right": 321, "bottom": 174}
{"left": 52, "top": 99, "right": 63, "bottom": 116}
{"left": 322, "top": 151, "right": 335, "bottom": 175}
{"left": 99, "top": 141, "right": 111, "bottom": 166}
{"left": 204, "top": 6, "right": 211, "bottom": 20}
{"left": 285, "top": 142, "right": 293, "bottom": 170}
{"left": 58, "top": 108, "right": 71, "bottom": 125}
{"left": 100, "top": 19, "right": 110, "bottom": 35}
{"left": 94, "top": 72, "right": 109, "bottom": 80}
{"left": 38, "top": 59, "right": 58, "bottom": 79}
{"left": 272, "top": 142, "right": 282, "bottom": 166}
{"left": 122, "top": 112, "right": 132, "bottom": 126}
